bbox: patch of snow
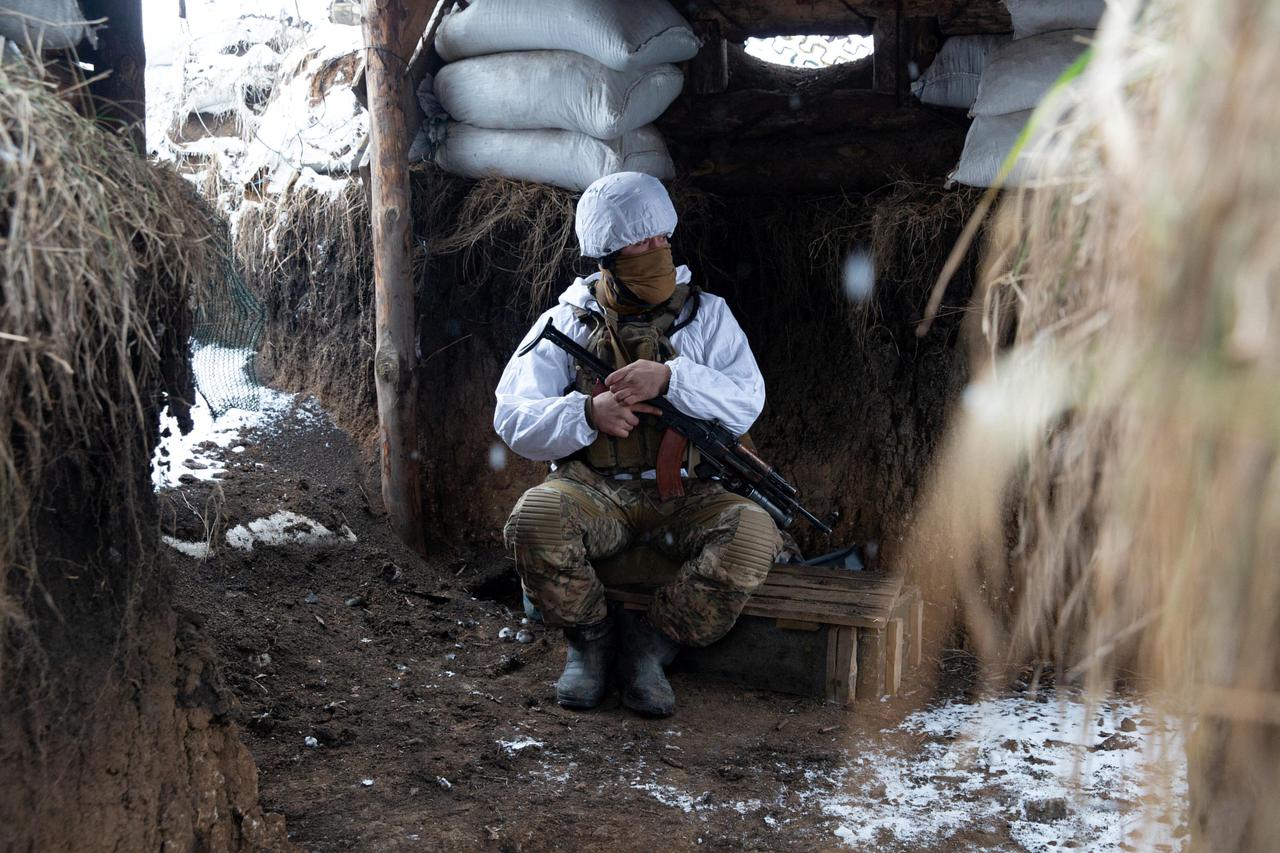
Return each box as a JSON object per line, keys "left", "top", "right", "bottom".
{"left": 161, "top": 535, "right": 215, "bottom": 559}
{"left": 497, "top": 738, "right": 545, "bottom": 755}
{"left": 632, "top": 781, "right": 705, "bottom": 814}
{"left": 820, "top": 694, "right": 1187, "bottom": 851}
{"left": 225, "top": 510, "right": 357, "bottom": 551}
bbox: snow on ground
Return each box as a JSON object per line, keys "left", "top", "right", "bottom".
{"left": 522, "top": 693, "right": 1187, "bottom": 851}
{"left": 818, "top": 694, "right": 1187, "bottom": 851}
{"left": 225, "top": 510, "right": 358, "bottom": 552}
{"left": 154, "top": 341, "right": 349, "bottom": 560}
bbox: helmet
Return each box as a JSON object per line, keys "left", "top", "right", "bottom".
{"left": 574, "top": 171, "right": 677, "bottom": 258}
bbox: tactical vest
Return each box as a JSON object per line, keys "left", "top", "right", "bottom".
{"left": 571, "top": 283, "right": 699, "bottom": 475}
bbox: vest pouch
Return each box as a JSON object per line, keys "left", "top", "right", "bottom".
{"left": 576, "top": 285, "right": 692, "bottom": 475}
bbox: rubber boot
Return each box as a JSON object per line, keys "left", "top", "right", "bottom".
{"left": 556, "top": 615, "right": 615, "bottom": 710}
{"left": 619, "top": 612, "right": 680, "bottom": 717}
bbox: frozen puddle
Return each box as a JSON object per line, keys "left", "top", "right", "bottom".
{"left": 818, "top": 694, "right": 1188, "bottom": 851}
{"left": 152, "top": 343, "right": 325, "bottom": 488}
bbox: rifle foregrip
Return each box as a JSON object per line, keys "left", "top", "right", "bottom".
{"left": 745, "top": 486, "right": 794, "bottom": 530}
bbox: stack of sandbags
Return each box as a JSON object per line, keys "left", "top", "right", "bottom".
{"left": 950, "top": 0, "right": 1104, "bottom": 187}
{"left": 0, "top": 0, "right": 95, "bottom": 51}
{"left": 911, "top": 34, "right": 1010, "bottom": 111}
{"left": 420, "top": 0, "right": 698, "bottom": 191}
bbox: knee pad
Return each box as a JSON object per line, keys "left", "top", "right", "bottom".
{"left": 506, "top": 485, "right": 574, "bottom": 550}
{"left": 722, "top": 505, "right": 782, "bottom": 579}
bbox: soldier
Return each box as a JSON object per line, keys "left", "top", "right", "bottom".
{"left": 494, "top": 172, "right": 782, "bottom": 717}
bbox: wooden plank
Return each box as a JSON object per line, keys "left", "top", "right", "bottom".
{"left": 743, "top": 602, "right": 890, "bottom": 630}
{"left": 679, "top": 0, "right": 1011, "bottom": 40}
{"left": 365, "top": 0, "right": 426, "bottom": 556}
{"left": 910, "top": 593, "right": 924, "bottom": 669}
{"left": 775, "top": 619, "right": 822, "bottom": 631}
{"left": 604, "top": 588, "right": 893, "bottom": 629}
{"left": 763, "top": 572, "right": 904, "bottom": 593}
{"left": 856, "top": 627, "right": 886, "bottom": 700}
{"left": 755, "top": 581, "right": 900, "bottom": 603}
{"left": 750, "top": 585, "right": 899, "bottom": 607}
{"left": 886, "top": 618, "right": 904, "bottom": 696}
{"left": 771, "top": 564, "right": 905, "bottom": 589}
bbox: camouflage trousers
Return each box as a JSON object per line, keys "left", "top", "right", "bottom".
{"left": 503, "top": 461, "right": 783, "bottom": 647}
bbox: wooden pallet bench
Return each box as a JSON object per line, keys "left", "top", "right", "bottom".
{"left": 594, "top": 548, "right": 923, "bottom": 707}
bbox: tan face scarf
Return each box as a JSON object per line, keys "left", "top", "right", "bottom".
{"left": 596, "top": 246, "right": 676, "bottom": 314}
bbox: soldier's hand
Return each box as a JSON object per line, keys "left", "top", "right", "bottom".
{"left": 606, "top": 359, "right": 671, "bottom": 406}
{"left": 590, "top": 391, "right": 662, "bottom": 438}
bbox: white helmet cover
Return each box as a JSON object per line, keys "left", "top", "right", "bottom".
{"left": 574, "top": 171, "right": 678, "bottom": 258}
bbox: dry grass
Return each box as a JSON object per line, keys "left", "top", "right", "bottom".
{"left": 902, "top": 0, "right": 1279, "bottom": 846}
{"left": 0, "top": 60, "right": 221, "bottom": 685}
{"left": 416, "top": 172, "right": 580, "bottom": 311}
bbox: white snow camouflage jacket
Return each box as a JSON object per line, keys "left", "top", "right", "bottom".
{"left": 493, "top": 265, "right": 766, "bottom": 464}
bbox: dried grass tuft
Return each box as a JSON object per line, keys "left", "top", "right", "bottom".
{"left": 414, "top": 172, "right": 580, "bottom": 310}
{"left": 0, "top": 60, "right": 221, "bottom": 685}
{"left": 902, "top": 0, "right": 1280, "bottom": 845}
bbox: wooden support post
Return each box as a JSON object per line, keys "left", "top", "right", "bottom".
{"left": 886, "top": 618, "right": 904, "bottom": 696}
{"left": 690, "top": 20, "right": 730, "bottom": 95}
{"left": 910, "top": 597, "right": 924, "bottom": 669}
{"left": 872, "top": 12, "right": 900, "bottom": 96}
{"left": 825, "top": 626, "right": 858, "bottom": 708}
{"left": 856, "top": 627, "right": 886, "bottom": 701}
{"left": 80, "top": 0, "right": 147, "bottom": 154}
{"left": 364, "top": 0, "right": 426, "bottom": 555}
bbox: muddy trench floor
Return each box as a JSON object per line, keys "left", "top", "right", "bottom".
{"left": 161, "top": 398, "right": 1172, "bottom": 852}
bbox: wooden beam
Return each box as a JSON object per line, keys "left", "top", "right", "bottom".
{"left": 364, "top": 0, "right": 427, "bottom": 555}
{"left": 690, "top": 20, "right": 730, "bottom": 95}
{"left": 872, "top": 11, "right": 900, "bottom": 96}
{"left": 675, "top": 0, "right": 1010, "bottom": 40}
{"left": 668, "top": 116, "right": 968, "bottom": 195}
{"left": 660, "top": 89, "right": 904, "bottom": 141}
{"left": 80, "top": 0, "right": 146, "bottom": 153}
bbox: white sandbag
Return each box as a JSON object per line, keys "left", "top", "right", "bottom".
{"left": 432, "top": 123, "right": 675, "bottom": 192}
{"left": 911, "top": 34, "right": 1010, "bottom": 110}
{"left": 969, "top": 29, "right": 1090, "bottom": 117}
{"left": 434, "top": 51, "right": 683, "bottom": 140}
{"left": 0, "top": 0, "right": 95, "bottom": 50}
{"left": 434, "top": 0, "right": 699, "bottom": 72}
{"left": 949, "top": 109, "right": 1066, "bottom": 187}
{"left": 1004, "top": 0, "right": 1106, "bottom": 39}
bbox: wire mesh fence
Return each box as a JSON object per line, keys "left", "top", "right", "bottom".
{"left": 190, "top": 250, "right": 267, "bottom": 416}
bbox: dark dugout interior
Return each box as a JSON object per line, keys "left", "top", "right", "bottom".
{"left": 245, "top": 24, "right": 995, "bottom": 560}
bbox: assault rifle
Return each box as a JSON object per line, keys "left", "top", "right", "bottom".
{"left": 518, "top": 319, "right": 834, "bottom": 534}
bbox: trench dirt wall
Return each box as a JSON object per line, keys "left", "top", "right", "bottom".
{"left": 251, "top": 172, "right": 981, "bottom": 558}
